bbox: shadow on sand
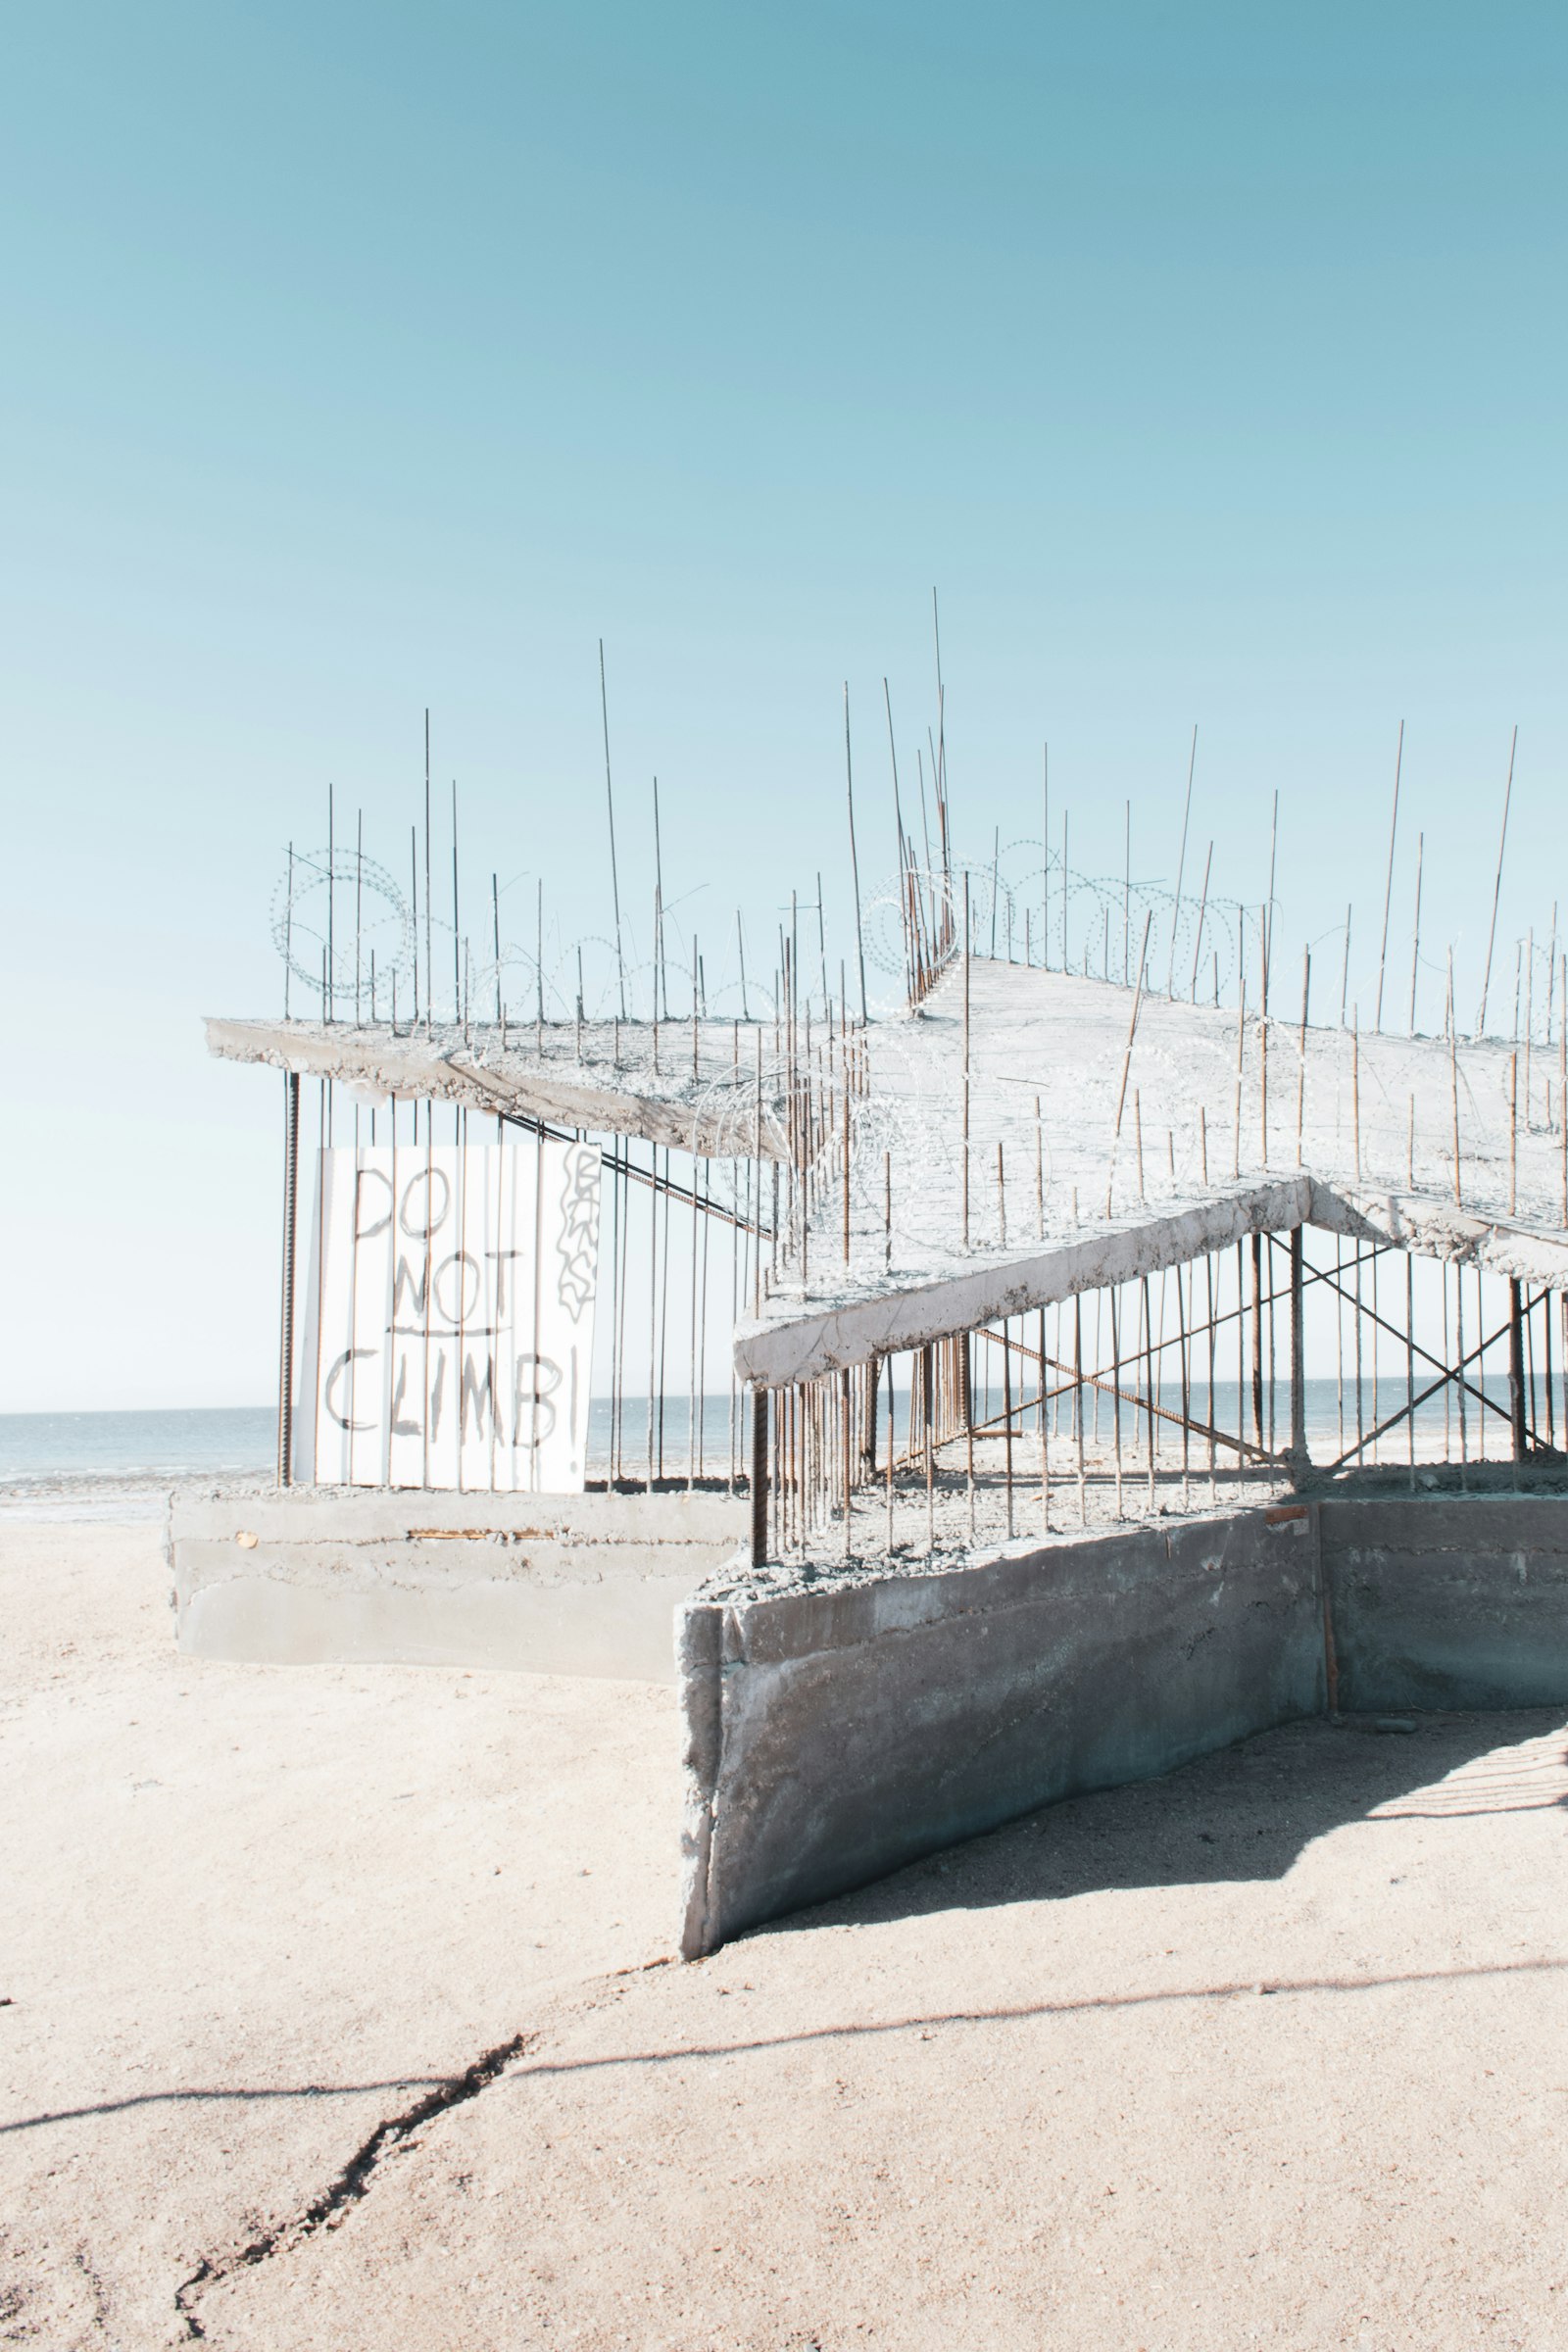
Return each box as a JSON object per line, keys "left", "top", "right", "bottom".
{"left": 769, "top": 1706, "right": 1568, "bottom": 1938}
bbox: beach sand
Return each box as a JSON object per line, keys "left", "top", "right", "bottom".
{"left": 3, "top": 1517, "right": 1565, "bottom": 2349}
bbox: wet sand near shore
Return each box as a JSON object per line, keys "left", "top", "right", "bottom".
{"left": 3, "top": 1521, "right": 1565, "bottom": 2350}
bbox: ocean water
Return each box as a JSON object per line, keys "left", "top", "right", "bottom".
{"left": 0, "top": 1374, "right": 1553, "bottom": 1518}
{"left": 0, "top": 1407, "right": 277, "bottom": 1480}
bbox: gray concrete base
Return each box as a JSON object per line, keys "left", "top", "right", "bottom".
{"left": 679, "top": 1493, "right": 1568, "bottom": 1955}
{"left": 1322, "top": 1493, "right": 1568, "bottom": 1710}
{"left": 170, "top": 1487, "right": 748, "bottom": 1683}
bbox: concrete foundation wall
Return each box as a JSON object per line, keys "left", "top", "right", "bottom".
{"left": 679, "top": 1503, "right": 1326, "bottom": 1958}
{"left": 1323, "top": 1494, "right": 1568, "bottom": 1711}
{"left": 679, "top": 1493, "right": 1568, "bottom": 1955}
{"left": 170, "top": 1487, "right": 747, "bottom": 1684}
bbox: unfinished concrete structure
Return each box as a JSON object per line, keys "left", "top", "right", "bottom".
{"left": 193, "top": 710, "right": 1568, "bottom": 1949}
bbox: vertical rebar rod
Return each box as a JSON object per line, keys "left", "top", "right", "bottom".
{"left": 886, "top": 1348, "right": 897, "bottom": 1549}
{"left": 1189, "top": 840, "right": 1212, "bottom": 1004}
{"left": 1509, "top": 1278, "right": 1528, "bottom": 1462}
{"left": 1477, "top": 725, "right": 1518, "bottom": 1036}
{"left": 283, "top": 842, "right": 294, "bottom": 1019}
{"left": 1375, "top": 719, "right": 1403, "bottom": 1033}
{"left": 1074, "top": 1293, "right": 1086, "bottom": 1524}
{"left": 1509, "top": 1052, "right": 1519, "bottom": 1216}
{"left": 326, "top": 783, "right": 335, "bottom": 1023}
{"left": 1448, "top": 954, "right": 1462, "bottom": 1204}
{"left": 1111, "top": 1287, "right": 1124, "bottom": 1515}
{"left": 423, "top": 714, "right": 432, "bottom": 1037}
{"left": 1106, "top": 910, "right": 1152, "bottom": 1213}
{"left": 1549, "top": 1281, "right": 1558, "bottom": 1451}
{"left": 354, "top": 809, "right": 364, "bottom": 1024}
{"left": 1167, "top": 723, "right": 1197, "bottom": 998}
{"left": 750, "top": 1384, "right": 768, "bottom": 1564}
{"left": 1143, "top": 1275, "right": 1156, "bottom": 1506}
{"left": 1251, "top": 1233, "right": 1265, "bottom": 1455}
{"left": 1005, "top": 1317, "right": 1020, "bottom": 1533}
{"left": 1042, "top": 746, "right": 1050, "bottom": 972}
{"left": 1035, "top": 1097, "right": 1044, "bottom": 1239}
{"left": 1178, "top": 1261, "right": 1191, "bottom": 1509}
{"left": 598, "top": 640, "right": 628, "bottom": 1019}
{"left": 1408, "top": 830, "right": 1424, "bottom": 1034}
{"left": 1288, "top": 1224, "right": 1306, "bottom": 1483}
{"left": 277, "top": 1070, "right": 300, "bottom": 1488}
{"left": 962, "top": 880, "right": 971, "bottom": 1247}
{"left": 1455, "top": 1266, "right": 1468, "bottom": 1468}
{"left": 1039, "top": 1305, "right": 1050, "bottom": 1535}
{"left": 1296, "top": 950, "right": 1310, "bottom": 1165}
{"left": 923, "top": 1341, "right": 935, "bottom": 1556}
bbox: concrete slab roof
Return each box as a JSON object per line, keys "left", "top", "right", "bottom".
{"left": 209, "top": 956, "right": 1568, "bottom": 1386}
{"left": 736, "top": 959, "right": 1568, "bottom": 1383}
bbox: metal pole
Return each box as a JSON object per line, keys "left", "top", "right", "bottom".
{"left": 1289, "top": 1224, "right": 1307, "bottom": 1485}
{"left": 1509, "top": 1280, "right": 1528, "bottom": 1462}
{"left": 844, "top": 682, "right": 869, "bottom": 1024}
{"left": 1477, "top": 725, "right": 1518, "bottom": 1036}
{"left": 277, "top": 1069, "right": 300, "bottom": 1488}
{"left": 750, "top": 1383, "right": 768, "bottom": 1566}
{"left": 1251, "top": 1232, "right": 1265, "bottom": 1456}
{"left": 599, "top": 639, "right": 627, "bottom": 1019}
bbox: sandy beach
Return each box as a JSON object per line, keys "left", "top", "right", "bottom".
{"left": 3, "top": 1512, "right": 1565, "bottom": 2350}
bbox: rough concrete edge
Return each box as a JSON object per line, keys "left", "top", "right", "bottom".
{"left": 695, "top": 1501, "right": 1307, "bottom": 1650}
{"left": 1319, "top": 1491, "right": 1568, "bottom": 1556}
{"left": 168, "top": 1485, "right": 749, "bottom": 1542}
{"left": 204, "top": 1014, "right": 790, "bottom": 1161}
{"left": 732, "top": 1177, "right": 1568, "bottom": 1389}
{"left": 732, "top": 1175, "right": 1314, "bottom": 1386}
{"left": 675, "top": 1596, "right": 726, "bottom": 1960}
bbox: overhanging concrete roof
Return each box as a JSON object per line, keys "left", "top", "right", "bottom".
{"left": 209, "top": 958, "right": 1568, "bottom": 1387}
{"left": 205, "top": 1014, "right": 791, "bottom": 1160}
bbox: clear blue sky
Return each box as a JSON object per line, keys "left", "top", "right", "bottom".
{"left": 3, "top": 2, "right": 1563, "bottom": 1408}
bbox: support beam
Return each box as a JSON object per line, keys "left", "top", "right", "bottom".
{"left": 1510, "top": 1280, "right": 1528, "bottom": 1462}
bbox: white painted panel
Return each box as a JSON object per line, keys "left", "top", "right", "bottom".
{"left": 295, "top": 1140, "right": 599, "bottom": 1491}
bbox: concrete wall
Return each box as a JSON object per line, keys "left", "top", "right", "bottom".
{"left": 1323, "top": 1493, "right": 1568, "bottom": 1711}
{"left": 679, "top": 1493, "right": 1568, "bottom": 1956}
{"left": 679, "top": 1503, "right": 1326, "bottom": 1958}
{"left": 170, "top": 1487, "right": 747, "bottom": 1683}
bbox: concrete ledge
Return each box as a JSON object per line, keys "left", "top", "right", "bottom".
{"left": 170, "top": 1486, "right": 748, "bottom": 1683}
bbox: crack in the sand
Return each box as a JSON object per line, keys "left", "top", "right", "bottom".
{"left": 172, "top": 2030, "right": 536, "bottom": 2340}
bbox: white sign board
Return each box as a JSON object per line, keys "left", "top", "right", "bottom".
{"left": 295, "top": 1140, "right": 600, "bottom": 1492}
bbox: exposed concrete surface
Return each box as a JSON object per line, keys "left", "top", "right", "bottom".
{"left": 204, "top": 1014, "right": 790, "bottom": 1160}
{"left": 170, "top": 1486, "right": 746, "bottom": 1682}
{"left": 731, "top": 959, "right": 1568, "bottom": 1382}
{"left": 680, "top": 1505, "right": 1326, "bottom": 1956}
{"left": 0, "top": 1520, "right": 682, "bottom": 2350}
{"left": 680, "top": 1494, "right": 1568, "bottom": 1957}
{"left": 1323, "top": 1493, "right": 1568, "bottom": 1712}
